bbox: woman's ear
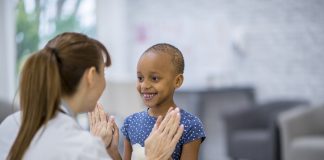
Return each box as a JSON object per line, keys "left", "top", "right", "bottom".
{"left": 175, "top": 74, "right": 184, "bottom": 89}
{"left": 85, "top": 67, "right": 97, "bottom": 88}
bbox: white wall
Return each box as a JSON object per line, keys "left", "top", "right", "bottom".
{"left": 96, "top": 0, "right": 143, "bottom": 118}
{"left": 0, "top": 0, "right": 17, "bottom": 103}
{"left": 126, "top": 0, "right": 324, "bottom": 105}
{"left": 96, "top": 0, "right": 133, "bottom": 82}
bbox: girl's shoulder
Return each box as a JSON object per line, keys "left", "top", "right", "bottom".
{"left": 125, "top": 110, "right": 147, "bottom": 120}
{"left": 178, "top": 108, "right": 206, "bottom": 144}
{"left": 179, "top": 108, "right": 202, "bottom": 123}
{"left": 123, "top": 108, "right": 155, "bottom": 125}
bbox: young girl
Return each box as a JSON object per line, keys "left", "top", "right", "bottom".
{"left": 121, "top": 43, "right": 206, "bottom": 160}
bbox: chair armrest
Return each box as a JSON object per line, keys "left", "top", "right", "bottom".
{"left": 279, "top": 106, "right": 324, "bottom": 140}
{"left": 278, "top": 106, "right": 324, "bottom": 160}
{"left": 279, "top": 107, "right": 309, "bottom": 141}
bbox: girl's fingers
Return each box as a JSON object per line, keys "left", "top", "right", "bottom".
{"left": 111, "top": 121, "right": 119, "bottom": 146}
{"left": 112, "top": 121, "right": 119, "bottom": 137}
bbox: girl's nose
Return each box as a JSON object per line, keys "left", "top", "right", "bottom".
{"left": 141, "top": 80, "right": 151, "bottom": 90}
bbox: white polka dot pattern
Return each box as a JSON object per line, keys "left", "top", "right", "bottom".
{"left": 121, "top": 108, "right": 206, "bottom": 160}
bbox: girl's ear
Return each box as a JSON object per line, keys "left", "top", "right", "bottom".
{"left": 85, "top": 66, "right": 97, "bottom": 88}
{"left": 175, "top": 74, "right": 184, "bottom": 89}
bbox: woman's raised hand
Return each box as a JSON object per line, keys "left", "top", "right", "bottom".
{"left": 144, "top": 107, "right": 184, "bottom": 160}
{"left": 88, "top": 103, "right": 114, "bottom": 147}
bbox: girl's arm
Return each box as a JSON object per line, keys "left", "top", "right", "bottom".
{"left": 123, "top": 138, "right": 133, "bottom": 160}
{"left": 180, "top": 139, "right": 202, "bottom": 160}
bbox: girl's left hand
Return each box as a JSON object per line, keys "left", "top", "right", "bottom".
{"left": 106, "top": 120, "right": 122, "bottom": 160}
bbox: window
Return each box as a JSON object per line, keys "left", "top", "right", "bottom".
{"left": 16, "top": 0, "right": 96, "bottom": 72}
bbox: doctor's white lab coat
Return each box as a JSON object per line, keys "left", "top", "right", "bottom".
{"left": 0, "top": 111, "right": 112, "bottom": 160}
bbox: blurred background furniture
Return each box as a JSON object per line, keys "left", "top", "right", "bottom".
{"left": 223, "top": 100, "right": 308, "bottom": 160}
{"left": 279, "top": 104, "right": 324, "bottom": 160}
{"left": 0, "top": 99, "right": 16, "bottom": 123}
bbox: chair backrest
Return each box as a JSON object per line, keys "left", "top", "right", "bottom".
{"left": 299, "top": 104, "right": 324, "bottom": 134}
{"left": 258, "top": 100, "right": 309, "bottom": 126}
{"left": 0, "top": 99, "right": 16, "bottom": 123}
{"left": 201, "top": 87, "right": 255, "bottom": 117}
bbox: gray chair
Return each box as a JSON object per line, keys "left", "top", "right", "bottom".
{"left": 0, "top": 99, "right": 16, "bottom": 123}
{"left": 278, "top": 104, "right": 324, "bottom": 160}
{"left": 224, "top": 100, "right": 308, "bottom": 160}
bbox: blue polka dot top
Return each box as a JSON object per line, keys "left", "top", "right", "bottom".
{"left": 121, "top": 108, "right": 206, "bottom": 160}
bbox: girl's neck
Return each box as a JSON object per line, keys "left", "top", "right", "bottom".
{"left": 148, "top": 101, "right": 177, "bottom": 117}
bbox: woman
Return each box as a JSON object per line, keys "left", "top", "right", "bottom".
{"left": 2, "top": 32, "right": 183, "bottom": 160}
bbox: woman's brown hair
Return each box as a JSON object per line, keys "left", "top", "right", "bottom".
{"left": 7, "top": 32, "right": 111, "bottom": 160}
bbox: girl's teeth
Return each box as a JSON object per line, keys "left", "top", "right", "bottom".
{"left": 144, "top": 94, "right": 155, "bottom": 99}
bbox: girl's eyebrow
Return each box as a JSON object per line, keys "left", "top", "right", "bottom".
{"left": 150, "top": 72, "right": 160, "bottom": 75}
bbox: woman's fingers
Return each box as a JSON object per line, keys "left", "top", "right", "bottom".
{"left": 158, "top": 108, "right": 175, "bottom": 133}
{"left": 88, "top": 106, "right": 98, "bottom": 132}
{"left": 98, "top": 103, "right": 106, "bottom": 122}
{"left": 94, "top": 104, "right": 100, "bottom": 124}
{"left": 152, "top": 116, "right": 162, "bottom": 132}
{"left": 170, "top": 124, "right": 184, "bottom": 146}
{"left": 107, "top": 116, "right": 114, "bottom": 133}
{"left": 166, "top": 107, "right": 173, "bottom": 114}
{"left": 144, "top": 108, "right": 183, "bottom": 160}
{"left": 160, "top": 107, "right": 180, "bottom": 134}
{"left": 167, "top": 112, "right": 181, "bottom": 139}
{"left": 167, "top": 108, "right": 180, "bottom": 133}
{"left": 88, "top": 112, "right": 93, "bottom": 131}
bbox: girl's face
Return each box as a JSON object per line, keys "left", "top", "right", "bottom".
{"left": 136, "top": 52, "right": 178, "bottom": 109}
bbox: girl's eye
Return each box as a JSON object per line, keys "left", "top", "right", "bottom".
{"left": 137, "top": 76, "right": 143, "bottom": 82}
{"left": 152, "top": 76, "right": 159, "bottom": 81}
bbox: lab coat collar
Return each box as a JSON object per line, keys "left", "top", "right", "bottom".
{"left": 59, "top": 100, "right": 77, "bottom": 118}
